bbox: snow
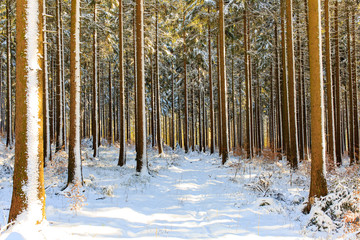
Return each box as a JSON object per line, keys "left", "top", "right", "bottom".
{"left": 23, "top": 0, "right": 43, "bottom": 224}
{"left": 0, "top": 140, "right": 359, "bottom": 239}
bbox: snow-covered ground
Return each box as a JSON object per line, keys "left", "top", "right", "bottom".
{"left": 0, "top": 140, "right": 359, "bottom": 239}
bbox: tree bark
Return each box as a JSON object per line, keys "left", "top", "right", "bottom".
{"left": 347, "top": 14, "right": 355, "bottom": 164}
{"left": 135, "top": 0, "right": 147, "bottom": 173}
{"left": 244, "top": 2, "right": 252, "bottom": 159}
{"left": 351, "top": 8, "right": 359, "bottom": 163}
{"left": 286, "top": 0, "right": 299, "bottom": 169}
{"left": 155, "top": 2, "right": 163, "bottom": 154}
{"left": 307, "top": 0, "right": 328, "bottom": 211}
{"left": 92, "top": 1, "right": 99, "bottom": 157}
{"left": 6, "top": 0, "right": 12, "bottom": 148}
{"left": 219, "top": 0, "right": 229, "bottom": 164}
{"left": 334, "top": 0, "right": 342, "bottom": 166}
{"left": 208, "top": 7, "right": 215, "bottom": 154}
{"left": 68, "top": 0, "right": 82, "bottom": 186}
{"left": 9, "top": 0, "right": 45, "bottom": 223}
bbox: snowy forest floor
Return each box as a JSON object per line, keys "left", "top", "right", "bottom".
{"left": 0, "top": 139, "right": 359, "bottom": 239}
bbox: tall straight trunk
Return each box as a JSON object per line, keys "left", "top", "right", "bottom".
{"left": 92, "top": 1, "right": 99, "bottom": 157}
{"left": 171, "top": 64, "right": 175, "bottom": 150}
{"left": 178, "top": 95, "right": 183, "bottom": 148}
{"left": 135, "top": 0, "right": 147, "bottom": 173}
{"left": 208, "top": 7, "right": 215, "bottom": 154}
{"left": 202, "top": 87, "right": 206, "bottom": 152}
{"left": 199, "top": 81, "right": 202, "bottom": 152}
{"left": 133, "top": 6, "right": 137, "bottom": 149}
{"left": 217, "top": 36, "right": 222, "bottom": 155}
{"left": 232, "top": 57, "right": 237, "bottom": 149}
{"left": 334, "top": 0, "right": 342, "bottom": 166}
{"left": 281, "top": 0, "right": 290, "bottom": 157}
{"left": 347, "top": 15, "right": 355, "bottom": 164}
{"left": 270, "top": 64, "right": 274, "bottom": 152}
{"left": 351, "top": 8, "right": 359, "bottom": 163}
{"left": 9, "top": 0, "right": 45, "bottom": 223}
{"left": 155, "top": 3, "right": 163, "bottom": 154}
{"left": 126, "top": 79, "right": 130, "bottom": 143}
{"left": 150, "top": 54, "right": 155, "bottom": 147}
{"left": 295, "top": 13, "right": 304, "bottom": 161}
{"left": 275, "top": 20, "right": 282, "bottom": 155}
{"left": 244, "top": 2, "right": 252, "bottom": 159}
{"left": 55, "top": 0, "right": 64, "bottom": 152}
{"left": 6, "top": 0, "right": 12, "bottom": 148}
{"left": 325, "top": 0, "right": 335, "bottom": 167}
{"left": 43, "top": 0, "right": 51, "bottom": 163}
{"left": 98, "top": 64, "right": 101, "bottom": 146}
{"left": 307, "top": 0, "right": 328, "bottom": 211}
{"left": 301, "top": 46, "right": 308, "bottom": 159}
{"left": 60, "top": 3, "right": 66, "bottom": 151}
{"left": 191, "top": 81, "right": 195, "bottom": 151}
{"left": 219, "top": 0, "right": 229, "bottom": 164}
{"left": 183, "top": 12, "right": 189, "bottom": 153}
{"left": 68, "top": 0, "right": 82, "bottom": 185}
{"left": 286, "top": 0, "right": 299, "bottom": 169}
{"left": 108, "top": 62, "right": 113, "bottom": 145}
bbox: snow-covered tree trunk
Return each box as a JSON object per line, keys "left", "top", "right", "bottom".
{"left": 9, "top": 0, "right": 45, "bottom": 223}
{"left": 67, "top": 0, "right": 82, "bottom": 186}
{"left": 92, "top": 0, "right": 99, "bottom": 158}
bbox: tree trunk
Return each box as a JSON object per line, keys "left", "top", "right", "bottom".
{"left": 208, "top": 7, "right": 215, "bottom": 154}
{"left": 351, "top": 8, "right": 359, "bottom": 163}
{"left": 9, "top": 0, "right": 45, "bottom": 223}
{"left": 155, "top": 3, "right": 163, "bottom": 155}
{"left": 6, "top": 0, "right": 12, "bottom": 148}
{"left": 286, "top": 0, "right": 299, "bottom": 169}
{"left": 150, "top": 54, "right": 155, "bottom": 147}
{"left": 281, "top": 0, "right": 290, "bottom": 157}
{"left": 307, "top": 0, "right": 328, "bottom": 211}
{"left": 334, "top": 0, "right": 342, "bottom": 166}
{"left": 43, "top": 0, "right": 51, "bottom": 163}
{"left": 219, "top": 0, "right": 229, "bottom": 164}
{"left": 68, "top": 0, "right": 82, "bottom": 186}
{"left": 108, "top": 62, "right": 113, "bottom": 145}
{"left": 232, "top": 56, "right": 237, "bottom": 149}
{"left": 274, "top": 20, "right": 282, "bottom": 156}
{"left": 244, "top": 2, "right": 252, "bottom": 159}
{"left": 347, "top": 14, "right": 355, "bottom": 164}
{"left": 135, "top": 0, "right": 147, "bottom": 173}
{"left": 92, "top": 1, "right": 99, "bottom": 157}
{"left": 171, "top": 64, "right": 175, "bottom": 150}
{"left": 183, "top": 12, "right": 189, "bottom": 153}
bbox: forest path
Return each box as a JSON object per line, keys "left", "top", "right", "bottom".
{"left": 43, "top": 146, "right": 306, "bottom": 239}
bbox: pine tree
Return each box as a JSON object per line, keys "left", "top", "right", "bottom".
{"left": 9, "top": 0, "right": 46, "bottom": 223}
